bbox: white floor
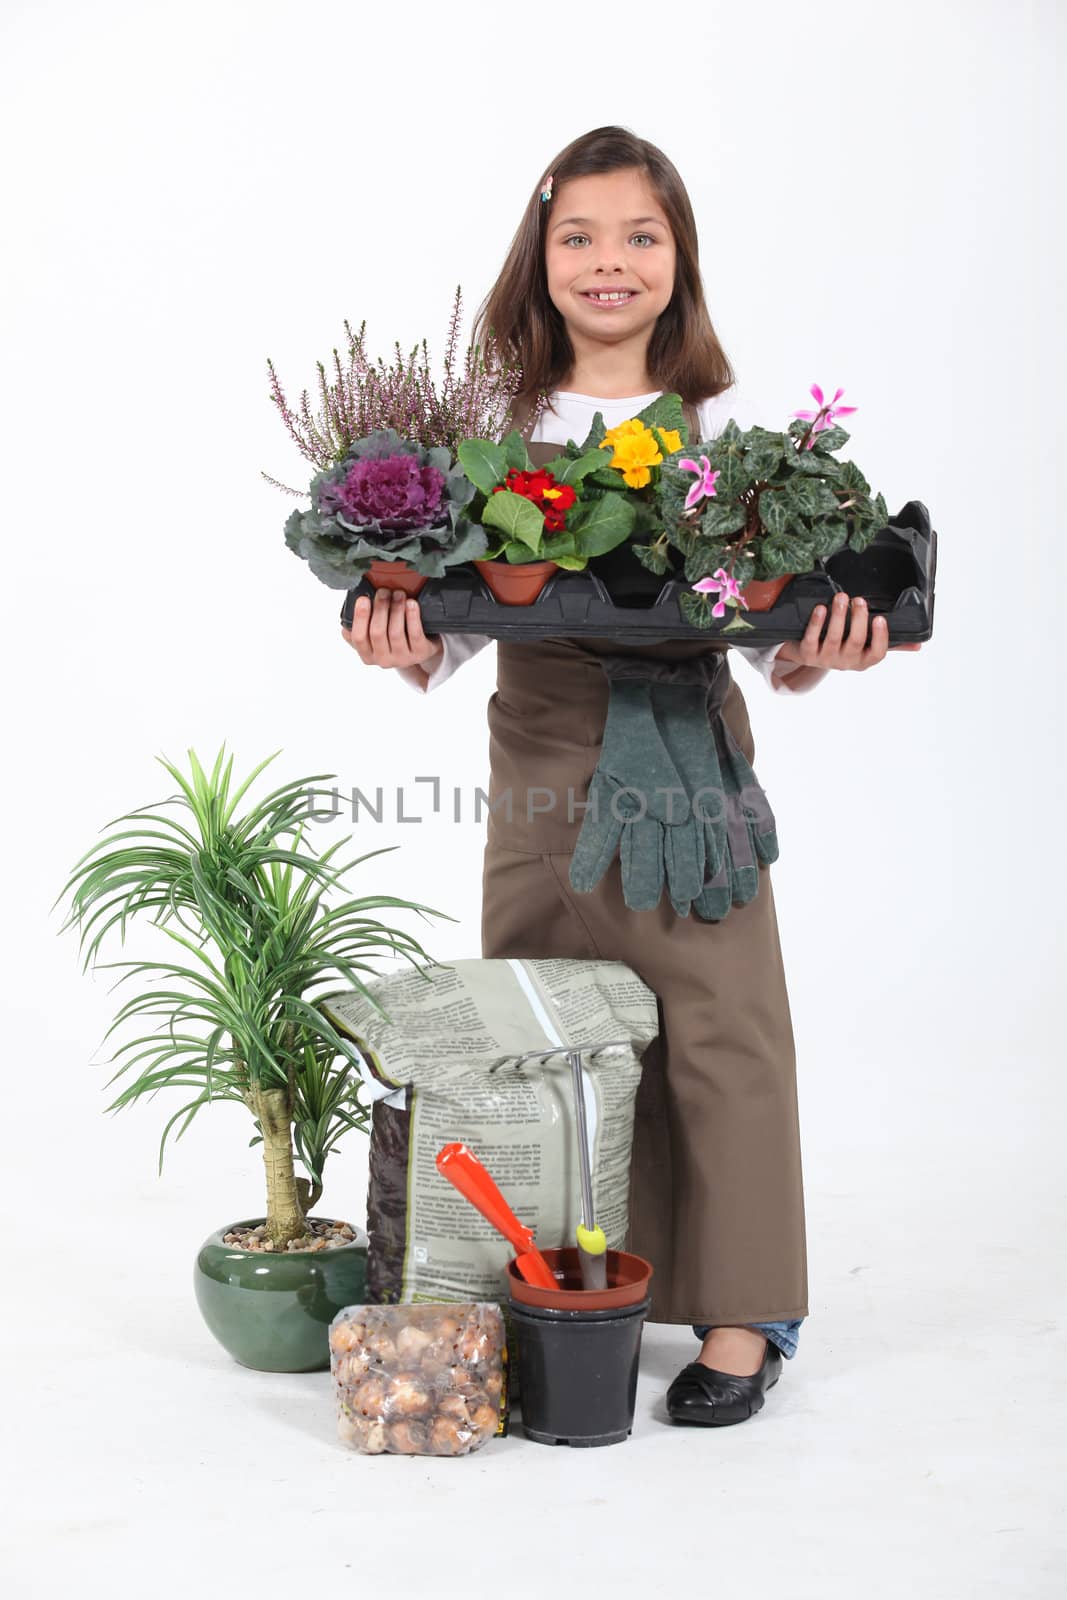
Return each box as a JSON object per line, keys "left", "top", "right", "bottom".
{"left": 2, "top": 1122, "right": 1063, "bottom": 1600}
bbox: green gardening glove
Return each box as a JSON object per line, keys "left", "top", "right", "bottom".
{"left": 646, "top": 675, "right": 731, "bottom": 916}
{"left": 690, "top": 714, "right": 780, "bottom": 921}
{"left": 568, "top": 669, "right": 708, "bottom": 913}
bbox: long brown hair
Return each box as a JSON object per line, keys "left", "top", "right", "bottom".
{"left": 472, "top": 125, "right": 736, "bottom": 418}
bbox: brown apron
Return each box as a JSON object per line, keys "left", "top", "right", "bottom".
{"left": 478, "top": 395, "right": 809, "bottom": 1327}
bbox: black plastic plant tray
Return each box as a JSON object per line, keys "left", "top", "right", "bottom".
{"left": 339, "top": 500, "right": 936, "bottom": 648}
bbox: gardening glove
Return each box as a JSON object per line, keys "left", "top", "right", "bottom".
{"left": 644, "top": 667, "right": 732, "bottom": 914}
{"left": 645, "top": 654, "right": 779, "bottom": 921}
{"left": 568, "top": 664, "right": 708, "bottom": 914}
{"left": 688, "top": 711, "right": 780, "bottom": 921}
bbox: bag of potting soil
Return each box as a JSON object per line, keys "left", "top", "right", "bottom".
{"left": 321, "top": 957, "right": 659, "bottom": 1305}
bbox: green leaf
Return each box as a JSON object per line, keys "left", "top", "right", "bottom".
{"left": 761, "top": 533, "right": 812, "bottom": 577}
{"left": 569, "top": 493, "right": 635, "bottom": 556}
{"left": 837, "top": 458, "right": 872, "bottom": 497}
{"left": 743, "top": 437, "right": 786, "bottom": 480}
{"left": 810, "top": 517, "right": 849, "bottom": 559}
{"left": 808, "top": 423, "right": 849, "bottom": 454}
{"left": 632, "top": 542, "right": 670, "bottom": 576}
{"left": 481, "top": 488, "right": 546, "bottom": 551}
{"left": 757, "top": 487, "right": 790, "bottom": 537}
{"left": 678, "top": 590, "right": 714, "bottom": 629}
{"left": 792, "top": 447, "right": 839, "bottom": 478}
{"left": 783, "top": 475, "right": 839, "bottom": 519}
{"left": 553, "top": 449, "right": 611, "bottom": 488}
{"left": 700, "top": 500, "right": 748, "bottom": 540}
{"left": 683, "top": 539, "right": 728, "bottom": 583}
{"left": 578, "top": 413, "right": 607, "bottom": 451}
{"left": 500, "top": 430, "right": 529, "bottom": 474}
{"left": 582, "top": 464, "right": 628, "bottom": 491}
{"left": 456, "top": 437, "right": 508, "bottom": 496}
{"left": 634, "top": 392, "right": 686, "bottom": 439}
{"left": 707, "top": 452, "right": 748, "bottom": 499}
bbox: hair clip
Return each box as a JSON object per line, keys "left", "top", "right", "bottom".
{"left": 540, "top": 173, "right": 554, "bottom": 203}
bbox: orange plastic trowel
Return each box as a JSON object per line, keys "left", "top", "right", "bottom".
{"left": 435, "top": 1141, "right": 558, "bottom": 1290}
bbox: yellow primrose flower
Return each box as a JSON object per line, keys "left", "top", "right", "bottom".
{"left": 599, "top": 419, "right": 684, "bottom": 489}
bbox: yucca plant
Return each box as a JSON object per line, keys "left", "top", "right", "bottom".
{"left": 53, "top": 745, "right": 454, "bottom": 1249}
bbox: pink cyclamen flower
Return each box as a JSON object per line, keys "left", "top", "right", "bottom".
{"left": 678, "top": 453, "right": 719, "bottom": 509}
{"left": 692, "top": 567, "right": 749, "bottom": 618}
{"left": 791, "top": 383, "right": 858, "bottom": 450}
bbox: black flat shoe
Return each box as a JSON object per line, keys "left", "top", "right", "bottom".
{"left": 665, "top": 1340, "right": 782, "bottom": 1426}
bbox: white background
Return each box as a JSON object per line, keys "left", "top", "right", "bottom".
{"left": 2, "top": 1, "right": 1063, "bottom": 1595}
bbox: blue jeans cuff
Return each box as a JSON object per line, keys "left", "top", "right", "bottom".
{"left": 691, "top": 1318, "right": 803, "bottom": 1360}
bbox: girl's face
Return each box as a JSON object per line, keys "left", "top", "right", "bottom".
{"left": 544, "top": 167, "right": 676, "bottom": 352}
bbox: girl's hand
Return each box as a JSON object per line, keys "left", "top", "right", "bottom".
{"left": 340, "top": 587, "right": 444, "bottom": 673}
{"left": 775, "top": 591, "right": 923, "bottom": 673}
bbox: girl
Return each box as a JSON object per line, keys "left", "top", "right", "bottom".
{"left": 342, "top": 126, "right": 921, "bottom": 1427}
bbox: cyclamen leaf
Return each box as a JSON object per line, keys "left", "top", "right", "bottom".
{"left": 678, "top": 590, "right": 714, "bottom": 630}
{"left": 808, "top": 423, "right": 849, "bottom": 453}
{"left": 837, "top": 459, "right": 872, "bottom": 497}
{"left": 632, "top": 543, "right": 670, "bottom": 576}
{"left": 634, "top": 392, "right": 686, "bottom": 441}
{"left": 793, "top": 449, "right": 842, "bottom": 479}
{"left": 684, "top": 541, "right": 728, "bottom": 584}
{"left": 700, "top": 500, "right": 748, "bottom": 540}
{"left": 757, "top": 488, "right": 790, "bottom": 537}
{"left": 744, "top": 439, "right": 786, "bottom": 480}
{"left": 810, "top": 518, "right": 849, "bottom": 560}
{"left": 784, "top": 476, "right": 839, "bottom": 519}
{"left": 709, "top": 452, "right": 748, "bottom": 499}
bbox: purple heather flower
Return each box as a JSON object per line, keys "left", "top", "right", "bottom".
{"left": 321, "top": 453, "right": 447, "bottom": 530}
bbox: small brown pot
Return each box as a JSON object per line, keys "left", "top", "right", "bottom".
{"left": 506, "top": 1247, "right": 653, "bottom": 1313}
{"left": 365, "top": 559, "right": 429, "bottom": 597}
{"left": 474, "top": 558, "right": 559, "bottom": 606}
{"left": 738, "top": 573, "right": 794, "bottom": 611}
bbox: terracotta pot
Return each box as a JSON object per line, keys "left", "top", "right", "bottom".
{"left": 738, "top": 573, "right": 794, "bottom": 611}
{"left": 473, "top": 558, "right": 560, "bottom": 606}
{"left": 365, "top": 559, "right": 428, "bottom": 597}
{"left": 506, "top": 1247, "right": 653, "bottom": 1313}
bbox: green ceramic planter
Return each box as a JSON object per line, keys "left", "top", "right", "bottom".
{"left": 194, "top": 1215, "right": 369, "bottom": 1373}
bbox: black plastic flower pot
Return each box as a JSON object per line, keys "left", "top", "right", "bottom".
{"left": 507, "top": 1294, "right": 652, "bottom": 1448}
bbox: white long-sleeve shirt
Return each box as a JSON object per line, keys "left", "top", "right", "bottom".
{"left": 397, "top": 385, "right": 829, "bottom": 697}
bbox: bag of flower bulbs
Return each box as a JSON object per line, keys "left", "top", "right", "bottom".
{"left": 331, "top": 1303, "right": 507, "bottom": 1455}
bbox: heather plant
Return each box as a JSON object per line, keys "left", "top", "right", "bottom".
{"left": 263, "top": 285, "right": 525, "bottom": 497}
{"left": 54, "top": 746, "right": 453, "bottom": 1250}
